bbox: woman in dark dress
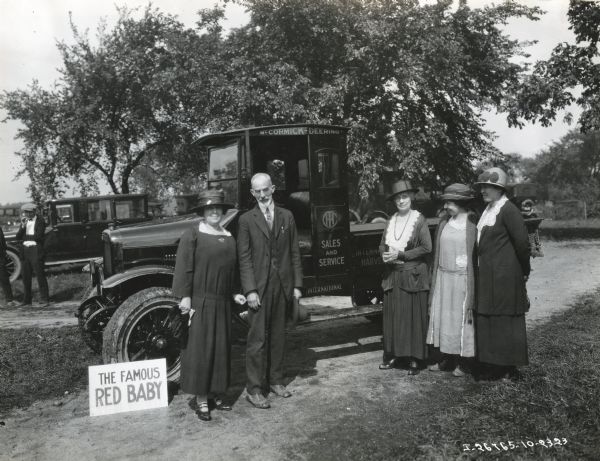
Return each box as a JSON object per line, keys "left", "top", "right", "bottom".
{"left": 172, "top": 189, "right": 245, "bottom": 421}
{"left": 474, "top": 167, "right": 531, "bottom": 380}
{"left": 378, "top": 180, "right": 432, "bottom": 375}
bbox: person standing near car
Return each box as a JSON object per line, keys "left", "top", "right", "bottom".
{"left": 474, "top": 167, "right": 531, "bottom": 381}
{"left": 16, "top": 203, "right": 49, "bottom": 307}
{"left": 0, "top": 226, "right": 18, "bottom": 307}
{"left": 378, "top": 179, "right": 432, "bottom": 375}
{"left": 172, "top": 189, "right": 245, "bottom": 421}
{"left": 237, "top": 173, "right": 303, "bottom": 409}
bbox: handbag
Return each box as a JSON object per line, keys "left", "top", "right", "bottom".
{"left": 168, "top": 305, "right": 189, "bottom": 349}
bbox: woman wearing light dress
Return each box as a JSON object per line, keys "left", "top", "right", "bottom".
{"left": 426, "top": 184, "right": 477, "bottom": 377}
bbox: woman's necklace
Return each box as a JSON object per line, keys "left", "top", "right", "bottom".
{"left": 394, "top": 210, "right": 411, "bottom": 240}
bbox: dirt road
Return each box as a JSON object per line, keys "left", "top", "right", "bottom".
{"left": 1, "top": 239, "right": 599, "bottom": 460}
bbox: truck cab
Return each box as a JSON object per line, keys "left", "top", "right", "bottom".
{"left": 82, "top": 124, "right": 435, "bottom": 380}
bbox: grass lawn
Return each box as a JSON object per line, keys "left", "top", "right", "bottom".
{"left": 0, "top": 326, "right": 101, "bottom": 414}
{"left": 414, "top": 291, "right": 600, "bottom": 459}
{"left": 9, "top": 266, "right": 89, "bottom": 303}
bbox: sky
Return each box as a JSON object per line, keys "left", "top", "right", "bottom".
{"left": 0, "top": 0, "right": 578, "bottom": 203}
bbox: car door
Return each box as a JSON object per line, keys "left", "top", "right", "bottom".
{"left": 83, "top": 199, "right": 113, "bottom": 258}
{"left": 306, "top": 128, "right": 351, "bottom": 297}
{"left": 45, "top": 202, "right": 87, "bottom": 263}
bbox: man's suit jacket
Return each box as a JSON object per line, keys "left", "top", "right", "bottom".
{"left": 237, "top": 205, "right": 303, "bottom": 301}
{"left": 16, "top": 216, "right": 46, "bottom": 248}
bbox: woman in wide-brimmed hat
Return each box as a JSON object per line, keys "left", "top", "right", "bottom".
{"left": 474, "top": 167, "right": 531, "bottom": 381}
{"left": 173, "top": 188, "right": 246, "bottom": 421}
{"left": 378, "top": 179, "right": 432, "bottom": 375}
{"left": 426, "top": 184, "right": 477, "bottom": 377}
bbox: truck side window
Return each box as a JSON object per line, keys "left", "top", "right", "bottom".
{"left": 317, "top": 149, "right": 340, "bottom": 188}
{"left": 298, "top": 159, "right": 309, "bottom": 190}
{"left": 267, "top": 159, "right": 286, "bottom": 190}
{"left": 209, "top": 142, "right": 238, "bottom": 205}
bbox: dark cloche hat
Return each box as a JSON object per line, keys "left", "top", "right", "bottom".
{"left": 440, "top": 183, "right": 475, "bottom": 202}
{"left": 386, "top": 179, "right": 419, "bottom": 201}
{"left": 190, "top": 189, "right": 234, "bottom": 213}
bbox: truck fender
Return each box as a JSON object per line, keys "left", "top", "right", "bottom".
{"left": 102, "top": 265, "right": 175, "bottom": 289}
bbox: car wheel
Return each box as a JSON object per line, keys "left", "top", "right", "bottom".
{"left": 102, "top": 287, "right": 181, "bottom": 382}
{"left": 78, "top": 295, "right": 115, "bottom": 354}
{"left": 6, "top": 248, "right": 21, "bottom": 283}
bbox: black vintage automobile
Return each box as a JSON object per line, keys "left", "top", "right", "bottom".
{"left": 79, "top": 124, "right": 439, "bottom": 380}
{"left": 5, "top": 194, "right": 151, "bottom": 282}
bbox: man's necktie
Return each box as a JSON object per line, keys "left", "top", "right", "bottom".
{"left": 265, "top": 207, "right": 273, "bottom": 230}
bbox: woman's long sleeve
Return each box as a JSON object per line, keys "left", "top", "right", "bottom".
{"left": 172, "top": 229, "right": 195, "bottom": 298}
{"left": 403, "top": 218, "right": 432, "bottom": 261}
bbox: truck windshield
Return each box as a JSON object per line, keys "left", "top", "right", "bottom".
{"left": 208, "top": 142, "right": 238, "bottom": 205}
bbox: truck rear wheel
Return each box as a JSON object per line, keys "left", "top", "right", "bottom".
{"left": 102, "top": 287, "right": 181, "bottom": 382}
{"left": 6, "top": 248, "right": 21, "bottom": 283}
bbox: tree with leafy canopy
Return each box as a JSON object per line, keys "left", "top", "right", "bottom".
{"left": 203, "top": 0, "right": 542, "bottom": 195}
{"left": 3, "top": 0, "right": 545, "bottom": 200}
{"left": 508, "top": 0, "right": 600, "bottom": 133}
{"left": 1, "top": 6, "right": 210, "bottom": 201}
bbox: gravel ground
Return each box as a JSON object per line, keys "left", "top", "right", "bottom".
{"left": 1, "top": 239, "right": 599, "bottom": 460}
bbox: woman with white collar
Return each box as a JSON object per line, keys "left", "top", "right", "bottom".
{"left": 474, "top": 168, "right": 531, "bottom": 381}
{"left": 378, "top": 180, "right": 432, "bottom": 375}
{"left": 426, "top": 184, "right": 477, "bottom": 377}
{"left": 173, "top": 188, "right": 245, "bottom": 421}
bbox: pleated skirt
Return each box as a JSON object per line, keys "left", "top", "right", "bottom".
{"left": 383, "top": 287, "right": 429, "bottom": 360}
{"left": 476, "top": 314, "right": 528, "bottom": 366}
{"left": 180, "top": 300, "right": 231, "bottom": 395}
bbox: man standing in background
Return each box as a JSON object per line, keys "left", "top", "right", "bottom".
{"left": 237, "top": 173, "right": 303, "bottom": 409}
{"left": 16, "top": 203, "right": 49, "bottom": 307}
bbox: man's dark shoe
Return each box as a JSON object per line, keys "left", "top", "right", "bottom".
{"left": 19, "top": 301, "right": 32, "bottom": 307}
{"left": 37, "top": 300, "right": 50, "bottom": 307}
{"left": 246, "top": 393, "right": 270, "bottom": 409}
{"left": 270, "top": 384, "right": 292, "bottom": 398}
{"left": 5, "top": 300, "right": 19, "bottom": 308}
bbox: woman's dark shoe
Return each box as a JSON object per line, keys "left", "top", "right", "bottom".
{"left": 379, "top": 358, "right": 396, "bottom": 370}
{"left": 197, "top": 402, "right": 211, "bottom": 421}
{"left": 408, "top": 360, "right": 420, "bottom": 376}
{"left": 211, "top": 398, "right": 232, "bottom": 411}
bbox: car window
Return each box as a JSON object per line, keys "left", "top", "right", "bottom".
{"left": 56, "top": 204, "right": 75, "bottom": 224}
{"left": 87, "top": 200, "right": 112, "bottom": 222}
{"left": 115, "top": 198, "right": 146, "bottom": 219}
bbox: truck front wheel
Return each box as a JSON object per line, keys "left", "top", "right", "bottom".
{"left": 102, "top": 287, "right": 181, "bottom": 382}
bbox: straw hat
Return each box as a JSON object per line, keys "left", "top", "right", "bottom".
{"left": 440, "top": 183, "right": 475, "bottom": 201}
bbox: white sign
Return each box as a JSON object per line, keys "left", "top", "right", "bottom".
{"left": 88, "top": 358, "right": 168, "bottom": 417}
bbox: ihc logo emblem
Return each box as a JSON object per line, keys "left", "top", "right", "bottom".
{"left": 322, "top": 210, "right": 339, "bottom": 230}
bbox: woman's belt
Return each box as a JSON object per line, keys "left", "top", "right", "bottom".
{"left": 438, "top": 267, "right": 467, "bottom": 275}
{"left": 388, "top": 260, "right": 426, "bottom": 272}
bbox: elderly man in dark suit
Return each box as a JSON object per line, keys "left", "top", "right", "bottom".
{"left": 237, "top": 173, "right": 303, "bottom": 409}
{"left": 16, "top": 203, "right": 49, "bottom": 307}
